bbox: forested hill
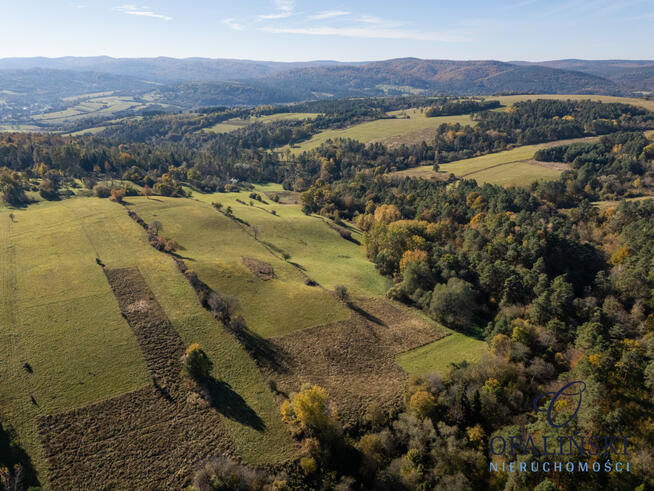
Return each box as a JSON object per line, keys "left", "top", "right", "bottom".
{"left": 512, "top": 59, "right": 654, "bottom": 92}
{"left": 1, "top": 57, "right": 652, "bottom": 127}
{"left": 258, "top": 58, "right": 622, "bottom": 97}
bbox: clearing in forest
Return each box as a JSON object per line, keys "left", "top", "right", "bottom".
{"left": 388, "top": 136, "right": 601, "bottom": 186}
{"left": 278, "top": 108, "right": 475, "bottom": 154}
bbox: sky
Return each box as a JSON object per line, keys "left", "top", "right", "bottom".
{"left": 1, "top": 0, "right": 652, "bottom": 61}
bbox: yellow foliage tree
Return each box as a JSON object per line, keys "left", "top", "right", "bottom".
{"left": 409, "top": 390, "right": 435, "bottom": 419}
{"left": 373, "top": 204, "right": 401, "bottom": 224}
{"left": 285, "top": 385, "right": 332, "bottom": 431}
{"left": 399, "top": 249, "right": 428, "bottom": 273}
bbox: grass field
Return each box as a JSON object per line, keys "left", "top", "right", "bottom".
{"left": 33, "top": 96, "right": 158, "bottom": 124}
{"left": 396, "top": 332, "right": 488, "bottom": 376}
{"left": 388, "top": 137, "right": 602, "bottom": 186}
{"left": 191, "top": 184, "right": 391, "bottom": 297}
{"left": 490, "top": 94, "right": 654, "bottom": 112}
{"left": 127, "top": 194, "right": 353, "bottom": 338}
{"left": 204, "top": 112, "right": 321, "bottom": 133}
{"left": 592, "top": 196, "right": 654, "bottom": 209}
{"left": 279, "top": 108, "right": 475, "bottom": 154}
{"left": 0, "top": 198, "right": 295, "bottom": 486}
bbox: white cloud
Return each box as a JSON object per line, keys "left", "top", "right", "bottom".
{"left": 307, "top": 10, "right": 351, "bottom": 20}
{"left": 259, "top": 0, "right": 294, "bottom": 20}
{"left": 113, "top": 5, "right": 172, "bottom": 21}
{"left": 275, "top": 0, "right": 294, "bottom": 12}
{"left": 222, "top": 18, "right": 244, "bottom": 30}
{"left": 261, "top": 25, "right": 469, "bottom": 42}
{"left": 358, "top": 14, "right": 386, "bottom": 24}
{"left": 259, "top": 12, "right": 293, "bottom": 19}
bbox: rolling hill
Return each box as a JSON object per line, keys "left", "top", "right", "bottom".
{"left": 512, "top": 59, "right": 654, "bottom": 92}
{"left": 1, "top": 56, "right": 652, "bottom": 127}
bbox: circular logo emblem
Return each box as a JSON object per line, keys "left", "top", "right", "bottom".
{"left": 533, "top": 380, "right": 586, "bottom": 428}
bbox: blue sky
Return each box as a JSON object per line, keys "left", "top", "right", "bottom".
{"left": 1, "top": 0, "right": 652, "bottom": 61}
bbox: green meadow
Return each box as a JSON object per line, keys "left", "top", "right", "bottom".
{"left": 204, "top": 112, "right": 321, "bottom": 133}
{"left": 0, "top": 198, "right": 296, "bottom": 486}
{"left": 191, "top": 184, "right": 391, "bottom": 297}
{"left": 396, "top": 332, "right": 488, "bottom": 376}
{"left": 279, "top": 108, "right": 475, "bottom": 154}
{"left": 491, "top": 94, "right": 654, "bottom": 112}
{"left": 389, "top": 137, "right": 601, "bottom": 186}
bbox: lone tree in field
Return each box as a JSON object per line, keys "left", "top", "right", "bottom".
{"left": 150, "top": 220, "right": 163, "bottom": 235}
{"left": 141, "top": 184, "right": 153, "bottom": 199}
{"left": 334, "top": 285, "right": 348, "bottom": 301}
{"left": 183, "top": 343, "right": 213, "bottom": 381}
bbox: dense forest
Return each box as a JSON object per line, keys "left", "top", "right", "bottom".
{"left": 2, "top": 99, "right": 653, "bottom": 204}
{"left": 2, "top": 96, "right": 654, "bottom": 490}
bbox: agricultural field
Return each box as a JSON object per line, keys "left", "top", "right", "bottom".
{"left": 388, "top": 136, "right": 600, "bottom": 186}
{"left": 191, "top": 184, "right": 391, "bottom": 297}
{"left": 490, "top": 94, "right": 654, "bottom": 112}
{"left": 204, "top": 112, "right": 320, "bottom": 133}
{"left": 279, "top": 108, "right": 475, "bottom": 154}
{"left": 32, "top": 95, "right": 158, "bottom": 125}
{"left": 396, "top": 332, "right": 488, "bottom": 376}
{"left": 0, "top": 198, "right": 296, "bottom": 487}
{"left": 127, "top": 194, "right": 352, "bottom": 338}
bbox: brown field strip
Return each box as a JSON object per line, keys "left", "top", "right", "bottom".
{"left": 261, "top": 298, "right": 446, "bottom": 429}
{"left": 37, "top": 267, "right": 235, "bottom": 489}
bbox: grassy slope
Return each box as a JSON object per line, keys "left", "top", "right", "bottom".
{"left": 279, "top": 109, "right": 475, "bottom": 154}
{"left": 0, "top": 198, "right": 295, "bottom": 486}
{"left": 33, "top": 96, "right": 156, "bottom": 124}
{"left": 127, "top": 195, "right": 352, "bottom": 338}
{"left": 0, "top": 201, "right": 151, "bottom": 485}
{"left": 204, "top": 112, "right": 320, "bottom": 134}
{"left": 192, "top": 184, "right": 391, "bottom": 297}
{"left": 283, "top": 95, "right": 654, "bottom": 156}
{"left": 389, "top": 137, "right": 602, "bottom": 186}
{"left": 396, "top": 332, "right": 488, "bottom": 376}
{"left": 491, "top": 94, "right": 654, "bottom": 112}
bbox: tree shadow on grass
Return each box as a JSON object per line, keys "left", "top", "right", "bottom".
{"left": 346, "top": 301, "right": 386, "bottom": 326}
{"left": 227, "top": 321, "right": 291, "bottom": 374}
{"left": 206, "top": 377, "right": 266, "bottom": 432}
{"left": 0, "top": 422, "right": 40, "bottom": 488}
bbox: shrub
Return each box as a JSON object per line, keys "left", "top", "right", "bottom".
{"left": 141, "top": 184, "right": 153, "bottom": 198}
{"left": 192, "top": 456, "right": 266, "bottom": 491}
{"left": 164, "top": 238, "right": 178, "bottom": 252}
{"left": 299, "top": 457, "right": 318, "bottom": 475}
{"left": 109, "top": 188, "right": 125, "bottom": 203}
{"left": 93, "top": 184, "right": 111, "bottom": 198}
{"left": 336, "top": 227, "right": 352, "bottom": 240}
{"left": 206, "top": 291, "right": 238, "bottom": 321}
{"left": 38, "top": 178, "right": 59, "bottom": 200}
{"left": 183, "top": 343, "right": 213, "bottom": 380}
{"left": 334, "top": 285, "right": 348, "bottom": 301}
{"left": 0, "top": 168, "right": 29, "bottom": 206}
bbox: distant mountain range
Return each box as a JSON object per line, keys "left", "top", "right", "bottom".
{"left": 1, "top": 57, "right": 652, "bottom": 126}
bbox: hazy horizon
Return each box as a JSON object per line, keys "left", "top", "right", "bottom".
{"left": 2, "top": 0, "right": 653, "bottom": 61}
